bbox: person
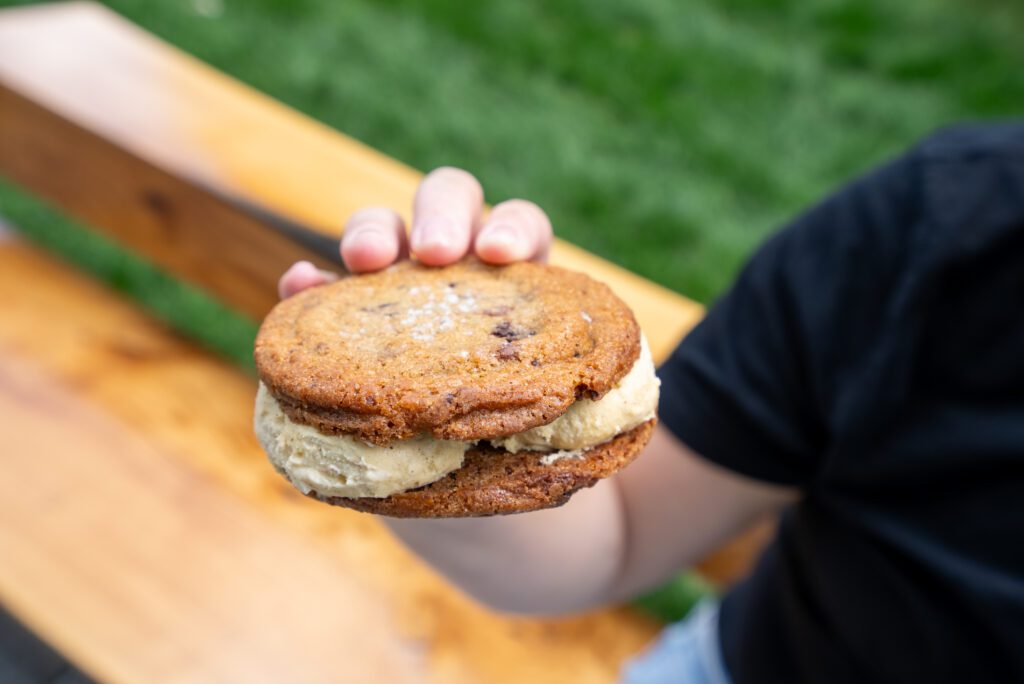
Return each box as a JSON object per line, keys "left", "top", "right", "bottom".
{"left": 277, "top": 123, "right": 1024, "bottom": 683}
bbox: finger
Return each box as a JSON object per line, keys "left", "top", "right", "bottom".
{"left": 341, "top": 206, "right": 408, "bottom": 273}
{"left": 278, "top": 260, "right": 338, "bottom": 299}
{"left": 410, "top": 167, "right": 483, "bottom": 266}
{"left": 474, "top": 199, "right": 553, "bottom": 264}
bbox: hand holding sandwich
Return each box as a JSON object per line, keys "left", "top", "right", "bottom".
{"left": 271, "top": 167, "right": 793, "bottom": 614}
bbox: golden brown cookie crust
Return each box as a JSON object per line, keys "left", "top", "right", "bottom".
{"left": 255, "top": 260, "right": 641, "bottom": 445}
{"left": 312, "top": 419, "right": 655, "bottom": 517}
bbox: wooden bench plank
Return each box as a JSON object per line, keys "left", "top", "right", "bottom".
{"left": 0, "top": 238, "right": 660, "bottom": 683}
{"left": 0, "top": 1, "right": 703, "bottom": 362}
{"left": 0, "top": 351, "right": 420, "bottom": 684}
{"left": 0, "top": 5, "right": 769, "bottom": 669}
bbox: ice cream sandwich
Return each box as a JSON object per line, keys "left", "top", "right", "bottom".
{"left": 254, "top": 259, "right": 658, "bottom": 517}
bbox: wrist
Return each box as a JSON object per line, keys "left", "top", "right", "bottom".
{"left": 380, "top": 482, "right": 626, "bottom": 615}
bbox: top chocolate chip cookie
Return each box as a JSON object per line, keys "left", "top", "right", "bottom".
{"left": 254, "top": 259, "right": 641, "bottom": 445}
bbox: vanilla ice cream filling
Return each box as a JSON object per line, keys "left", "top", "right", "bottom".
{"left": 255, "top": 336, "right": 659, "bottom": 498}
{"left": 255, "top": 384, "right": 469, "bottom": 499}
{"left": 491, "top": 337, "right": 659, "bottom": 453}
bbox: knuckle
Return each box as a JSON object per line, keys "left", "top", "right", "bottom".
{"left": 348, "top": 205, "right": 398, "bottom": 225}
{"left": 493, "top": 199, "right": 550, "bottom": 229}
{"left": 495, "top": 198, "right": 538, "bottom": 213}
{"left": 348, "top": 205, "right": 403, "bottom": 235}
{"left": 425, "top": 166, "right": 483, "bottom": 199}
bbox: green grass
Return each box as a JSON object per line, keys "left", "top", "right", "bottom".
{"left": 3, "top": 0, "right": 1023, "bottom": 302}
{"left": 0, "top": 180, "right": 260, "bottom": 371}
{"left": 1, "top": 0, "right": 1023, "bottom": 622}
{"left": 633, "top": 571, "right": 718, "bottom": 623}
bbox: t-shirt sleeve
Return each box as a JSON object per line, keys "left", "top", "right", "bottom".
{"left": 657, "top": 151, "right": 918, "bottom": 486}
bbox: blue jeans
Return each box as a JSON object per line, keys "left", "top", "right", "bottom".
{"left": 621, "top": 600, "right": 731, "bottom": 684}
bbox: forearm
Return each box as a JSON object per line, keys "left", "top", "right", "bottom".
{"left": 274, "top": 166, "right": 801, "bottom": 617}
{"left": 384, "top": 478, "right": 627, "bottom": 615}
{"left": 383, "top": 425, "right": 797, "bottom": 615}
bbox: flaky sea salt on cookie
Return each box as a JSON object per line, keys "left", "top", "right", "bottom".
{"left": 254, "top": 259, "right": 658, "bottom": 517}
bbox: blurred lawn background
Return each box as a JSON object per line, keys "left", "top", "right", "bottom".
{"left": 1, "top": 0, "right": 1022, "bottom": 620}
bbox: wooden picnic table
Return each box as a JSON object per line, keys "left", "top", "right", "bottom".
{"left": 0, "top": 3, "right": 770, "bottom": 682}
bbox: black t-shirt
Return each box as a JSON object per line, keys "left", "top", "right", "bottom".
{"left": 657, "top": 123, "right": 1024, "bottom": 683}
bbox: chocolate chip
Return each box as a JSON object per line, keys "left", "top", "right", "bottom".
{"left": 574, "top": 383, "right": 598, "bottom": 399}
{"left": 495, "top": 342, "right": 520, "bottom": 361}
{"left": 491, "top": 320, "right": 536, "bottom": 341}
{"left": 491, "top": 320, "right": 517, "bottom": 340}
{"left": 531, "top": 359, "right": 541, "bottom": 367}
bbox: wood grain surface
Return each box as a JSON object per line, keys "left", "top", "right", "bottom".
{"left": 0, "top": 4, "right": 772, "bottom": 680}
{"left": 0, "top": 239, "right": 661, "bottom": 683}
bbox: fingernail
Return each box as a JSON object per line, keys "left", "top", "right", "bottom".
{"left": 411, "top": 215, "right": 453, "bottom": 253}
{"left": 477, "top": 224, "right": 526, "bottom": 259}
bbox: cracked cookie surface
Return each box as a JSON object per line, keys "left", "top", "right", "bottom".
{"left": 255, "top": 259, "right": 641, "bottom": 445}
